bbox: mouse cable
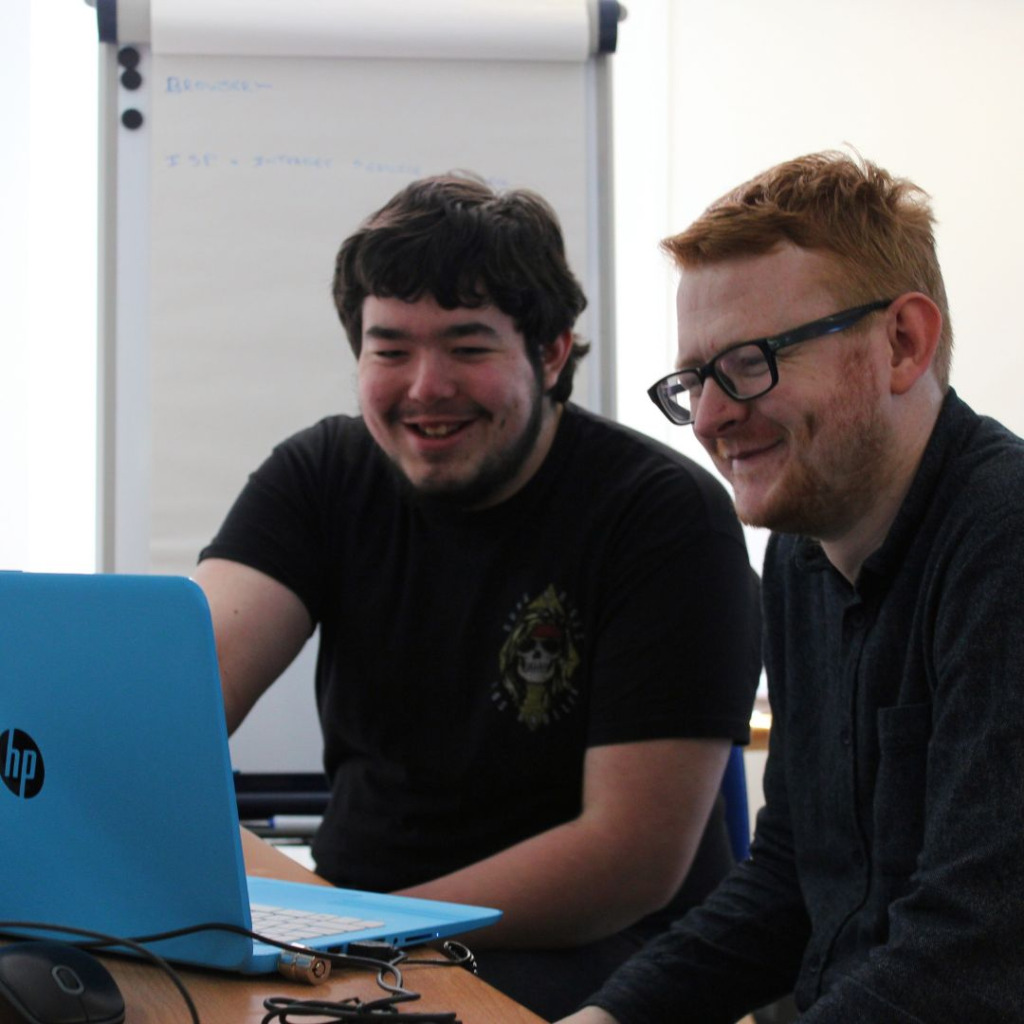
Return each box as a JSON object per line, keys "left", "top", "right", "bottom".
{"left": 2, "top": 919, "right": 474, "bottom": 1021}
{"left": 125, "top": 926, "right": 477, "bottom": 1023}
{"left": 85, "top": 920, "right": 407, "bottom": 989}
{"left": 0, "top": 920, "right": 199, "bottom": 1024}
{"left": 88, "top": 921, "right": 476, "bottom": 987}
{"left": 110, "top": 924, "right": 472, "bottom": 1024}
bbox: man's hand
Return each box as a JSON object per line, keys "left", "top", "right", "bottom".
{"left": 555, "top": 1009, "right": 619, "bottom": 1024}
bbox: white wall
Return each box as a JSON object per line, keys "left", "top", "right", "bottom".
{"left": 1, "top": 0, "right": 32, "bottom": 568}
{"left": 7, "top": 0, "right": 1024, "bottom": 582}
{"left": 612, "top": 0, "right": 1024, "bottom": 576}
{"left": 610, "top": 0, "right": 1024, "bottom": 821}
{"left": 1, "top": 0, "right": 97, "bottom": 572}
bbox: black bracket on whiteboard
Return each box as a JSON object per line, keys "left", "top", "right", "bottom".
{"left": 95, "top": 0, "right": 117, "bottom": 43}
{"left": 598, "top": 1, "right": 625, "bottom": 54}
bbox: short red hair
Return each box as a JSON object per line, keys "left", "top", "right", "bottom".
{"left": 662, "top": 151, "right": 953, "bottom": 387}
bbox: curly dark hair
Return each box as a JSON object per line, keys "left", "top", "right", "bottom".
{"left": 332, "top": 174, "right": 589, "bottom": 402}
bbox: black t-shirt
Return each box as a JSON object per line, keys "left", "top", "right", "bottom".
{"left": 202, "top": 404, "right": 760, "bottom": 904}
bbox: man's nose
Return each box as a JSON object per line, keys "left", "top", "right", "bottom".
{"left": 407, "top": 351, "right": 458, "bottom": 402}
{"left": 692, "top": 377, "right": 749, "bottom": 441}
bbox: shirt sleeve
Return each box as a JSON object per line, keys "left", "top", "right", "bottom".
{"left": 198, "top": 419, "right": 340, "bottom": 622}
{"left": 580, "top": 451, "right": 763, "bottom": 749}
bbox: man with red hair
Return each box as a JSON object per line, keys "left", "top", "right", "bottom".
{"left": 562, "top": 151, "right": 1024, "bottom": 1023}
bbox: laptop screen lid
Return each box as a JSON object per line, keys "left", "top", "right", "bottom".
{"left": 1, "top": 572, "right": 499, "bottom": 973}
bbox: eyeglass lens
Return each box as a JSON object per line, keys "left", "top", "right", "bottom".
{"left": 660, "top": 342, "right": 773, "bottom": 421}
{"left": 650, "top": 299, "right": 892, "bottom": 426}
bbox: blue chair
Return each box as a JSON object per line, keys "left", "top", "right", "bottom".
{"left": 721, "top": 745, "right": 751, "bottom": 861}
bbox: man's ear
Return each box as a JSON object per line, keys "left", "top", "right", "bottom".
{"left": 886, "top": 292, "right": 943, "bottom": 395}
{"left": 540, "top": 329, "right": 575, "bottom": 391}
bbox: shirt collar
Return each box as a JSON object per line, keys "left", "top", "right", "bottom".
{"left": 792, "top": 388, "right": 974, "bottom": 587}
{"left": 857, "top": 388, "right": 972, "bottom": 585}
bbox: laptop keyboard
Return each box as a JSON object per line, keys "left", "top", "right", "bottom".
{"left": 250, "top": 903, "right": 386, "bottom": 942}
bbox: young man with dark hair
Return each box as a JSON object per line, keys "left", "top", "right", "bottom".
{"left": 194, "top": 174, "right": 761, "bottom": 1018}
{"left": 561, "top": 151, "right": 1024, "bottom": 1024}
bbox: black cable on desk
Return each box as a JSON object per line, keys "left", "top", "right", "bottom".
{"left": 261, "top": 993, "right": 460, "bottom": 1023}
{"left": 2, "top": 919, "right": 474, "bottom": 1023}
{"left": 0, "top": 920, "right": 200, "bottom": 1023}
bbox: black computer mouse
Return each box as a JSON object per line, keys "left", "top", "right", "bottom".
{"left": 0, "top": 941, "right": 125, "bottom": 1024}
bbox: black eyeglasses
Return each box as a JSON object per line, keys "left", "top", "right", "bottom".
{"left": 647, "top": 299, "right": 893, "bottom": 426}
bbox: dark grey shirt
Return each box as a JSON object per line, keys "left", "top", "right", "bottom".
{"left": 586, "top": 390, "right": 1024, "bottom": 1023}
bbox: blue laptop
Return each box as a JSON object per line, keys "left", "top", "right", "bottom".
{"left": 0, "top": 571, "right": 500, "bottom": 973}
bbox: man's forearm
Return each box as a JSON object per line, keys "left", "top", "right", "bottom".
{"left": 557, "top": 1008, "right": 619, "bottom": 1024}
{"left": 396, "top": 812, "right": 680, "bottom": 947}
{"left": 398, "top": 738, "right": 728, "bottom": 947}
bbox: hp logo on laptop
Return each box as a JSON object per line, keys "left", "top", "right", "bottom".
{"left": 0, "top": 729, "right": 45, "bottom": 799}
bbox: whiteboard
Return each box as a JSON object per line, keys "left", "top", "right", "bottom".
{"left": 95, "top": 0, "right": 620, "bottom": 771}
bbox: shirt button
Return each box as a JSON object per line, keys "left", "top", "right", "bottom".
{"left": 839, "top": 728, "right": 852, "bottom": 746}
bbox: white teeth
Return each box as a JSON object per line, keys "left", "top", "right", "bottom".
{"left": 419, "top": 424, "right": 458, "bottom": 437}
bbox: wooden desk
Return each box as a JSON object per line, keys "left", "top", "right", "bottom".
{"left": 749, "top": 702, "right": 772, "bottom": 751}
{"left": 91, "top": 830, "right": 544, "bottom": 1023}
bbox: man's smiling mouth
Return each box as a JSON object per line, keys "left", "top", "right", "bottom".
{"left": 717, "top": 439, "right": 784, "bottom": 465}
{"left": 407, "top": 420, "right": 471, "bottom": 439}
